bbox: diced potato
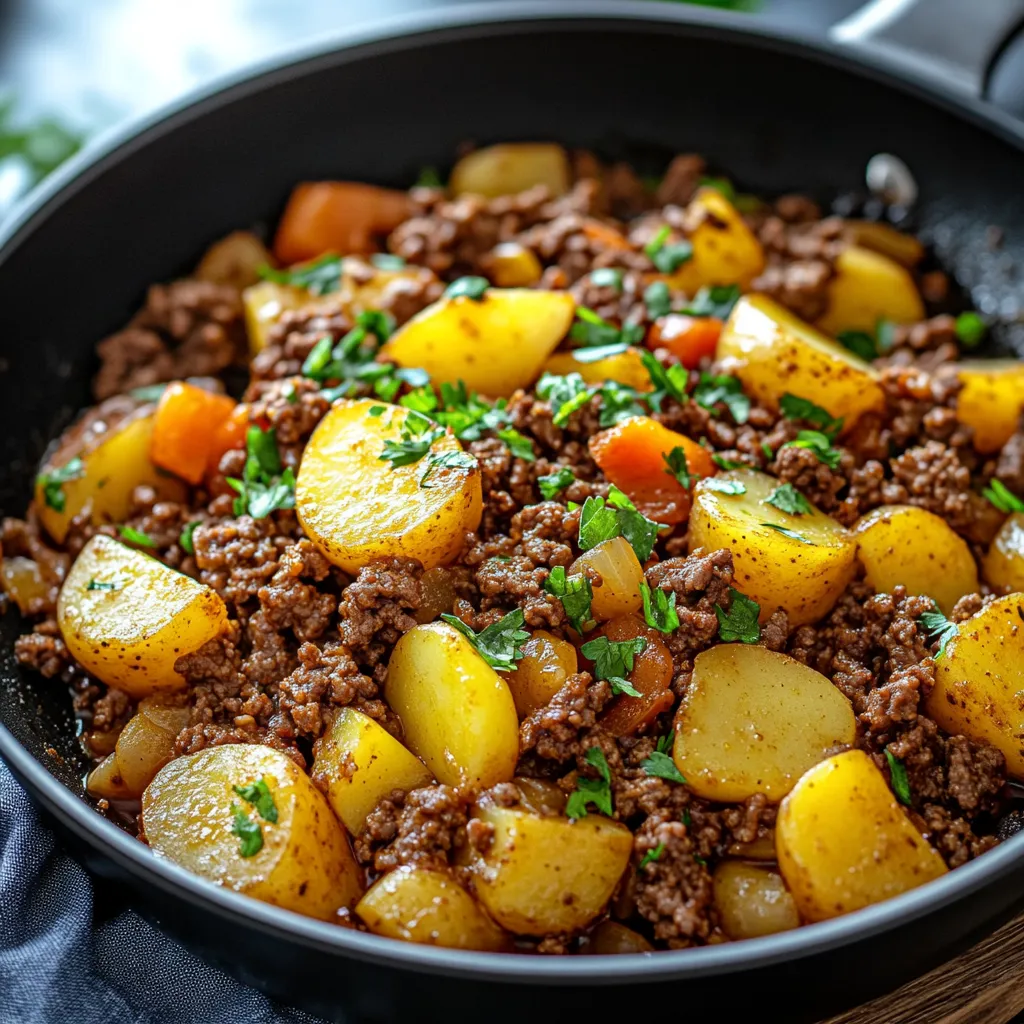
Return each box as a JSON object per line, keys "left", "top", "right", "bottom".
{"left": 688, "top": 470, "right": 857, "bottom": 625}
{"left": 1, "top": 556, "right": 50, "bottom": 615}
{"left": 86, "top": 751, "right": 133, "bottom": 800}
{"left": 513, "top": 776, "right": 566, "bottom": 815}
{"left": 114, "top": 699, "right": 190, "bottom": 795}
{"left": 776, "top": 750, "right": 947, "bottom": 922}
{"left": 982, "top": 512, "right": 1024, "bottom": 593}
{"left": 487, "top": 243, "right": 543, "bottom": 288}
{"left": 588, "top": 920, "right": 654, "bottom": 954}
{"left": 843, "top": 221, "right": 924, "bottom": 268}
{"left": 36, "top": 404, "right": 188, "bottom": 544}
{"left": 663, "top": 187, "right": 765, "bottom": 295}
{"left": 597, "top": 615, "right": 674, "bottom": 737}
{"left": 195, "top": 230, "right": 273, "bottom": 291}
{"left": 717, "top": 294, "right": 884, "bottom": 428}
{"left": 727, "top": 830, "right": 777, "bottom": 860}
{"left": 542, "top": 347, "right": 653, "bottom": 392}
{"left": 143, "top": 744, "right": 363, "bottom": 919}
{"left": 924, "top": 593, "right": 1024, "bottom": 776}
{"left": 296, "top": 399, "right": 482, "bottom": 573}
{"left": 312, "top": 707, "right": 432, "bottom": 836}
{"left": 674, "top": 644, "right": 856, "bottom": 802}
{"left": 356, "top": 866, "right": 508, "bottom": 951}
{"left": 956, "top": 360, "right": 1024, "bottom": 454}
{"left": 504, "top": 630, "right": 578, "bottom": 717}
{"left": 57, "top": 535, "right": 228, "bottom": 697}
{"left": 854, "top": 505, "right": 978, "bottom": 615}
{"left": 385, "top": 622, "right": 519, "bottom": 788}
{"left": 713, "top": 861, "right": 801, "bottom": 940}
{"left": 241, "top": 280, "right": 318, "bottom": 354}
{"left": 464, "top": 801, "right": 632, "bottom": 934}
{"left": 381, "top": 288, "right": 575, "bottom": 398}
{"left": 450, "top": 143, "right": 570, "bottom": 198}
{"left": 817, "top": 245, "right": 925, "bottom": 336}
{"left": 569, "top": 536, "right": 645, "bottom": 621}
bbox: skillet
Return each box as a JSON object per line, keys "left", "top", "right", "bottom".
{"left": 3, "top": 2, "right": 1024, "bottom": 1020}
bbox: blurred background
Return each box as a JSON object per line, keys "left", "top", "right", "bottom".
{"left": 0, "top": 0, "right": 867, "bottom": 214}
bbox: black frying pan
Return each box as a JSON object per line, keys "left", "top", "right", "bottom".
{"left": 3, "top": 3, "right": 1024, "bottom": 1021}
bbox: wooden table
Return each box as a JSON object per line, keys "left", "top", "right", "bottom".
{"left": 824, "top": 914, "right": 1024, "bottom": 1023}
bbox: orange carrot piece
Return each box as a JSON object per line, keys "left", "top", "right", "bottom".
{"left": 589, "top": 415, "right": 716, "bottom": 525}
{"left": 273, "top": 181, "right": 412, "bottom": 264}
{"left": 647, "top": 314, "right": 722, "bottom": 369}
{"left": 150, "top": 383, "right": 238, "bottom": 485}
{"left": 206, "top": 404, "right": 250, "bottom": 479}
{"left": 581, "top": 219, "right": 631, "bottom": 251}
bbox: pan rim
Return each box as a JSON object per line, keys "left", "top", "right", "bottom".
{"left": 2, "top": 0, "right": 1023, "bottom": 986}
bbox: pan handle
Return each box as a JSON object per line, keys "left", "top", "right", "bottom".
{"left": 830, "top": 0, "right": 1024, "bottom": 99}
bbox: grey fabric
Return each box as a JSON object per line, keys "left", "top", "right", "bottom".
{"left": 0, "top": 758, "right": 322, "bottom": 1024}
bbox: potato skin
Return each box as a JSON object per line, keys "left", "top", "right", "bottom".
{"left": 982, "top": 513, "right": 1024, "bottom": 593}
{"left": 713, "top": 861, "right": 800, "bottom": 940}
{"left": 58, "top": 535, "right": 228, "bottom": 697}
{"left": 956, "top": 360, "right": 1024, "bottom": 454}
{"left": 449, "top": 143, "right": 570, "bottom": 198}
{"left": 776, "top": 750, "right": 946, "bottom": 923}
{"left": 854, "top": 505, "right": 979, "bottom": 615}
{"left": 464, "top": 802, "right": 632, "bottom": 935}
{"left": 385, "top": 622, "right": 519, "bottom": 788}
{"left": 296, "top": 398, "right": 482, "bottom": 574}
{"left": 717, "top": 294, "right": 884, "bottom": 427}
{"left": 674, "top": 644, "right": 856, "bottom": 803}
{"left": 925, "top": 593, "right": 1024, "bottom": 777}
{"left": 312, "top": 707, "right": 432, "bottom": 835}
{"left": 142, "top": 744, "right": 363, "bottom": 920}
{"left": 688, "top": 470, "right": 857, "bottom": 626}
{"left": 356, "top": 866, "right": 508, "bottom": 951}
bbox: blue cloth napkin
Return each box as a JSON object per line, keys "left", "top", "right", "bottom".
{"left": 0, "top": 758, "right": 324, "bottom": 1024}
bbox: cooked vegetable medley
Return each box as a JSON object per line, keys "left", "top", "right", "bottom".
{"left": 9, "top": 141, "right": 1024, "bottom": 952}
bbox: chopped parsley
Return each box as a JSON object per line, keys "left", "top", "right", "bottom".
{"left": 693, "top": 373, "right": 750, "bottom": 424}
{"left": 370, "top": 253, "right": 407, "bottom": 271}
{"left": 537, "top": 372, "right": 594, "bottom": 427}
{"left": 497, "top": 427, "right": 535, "bottom": 462}
{"left": 570, "top": 306, "right": 645, "bottom": 348}
{"left": 86, "top": 578, "right": 120, "bottom": 592}
{"left": 644, "top": 225, "right": 694, "bottom": 273}
{"left": 419, "top": 449, "right": 477, "bottom": 488}
{"left": 644, "top": 280, "right": 673, "bottom": 319}
{"left": 836, "top": 329, "right": 877, "bottom": 361}
{"left": 36, "top": 457, "right": 85, "bottom": 514}
{"left": 885, "top": 749, "right": 913, "bottom": 807}
{"left": 440, "top": 608, "right": 529, "bottom": 672}
{"left": 641, "top": 749, "right": 686, "bottom": 784}
{"left": 641, "top": 581, "right": 680, "bottom": 634}
{"left": 572, "top": 342, "right": 630, "bottom": 363}
{"left": 983, "top": 478, "right": 1024, "bottom": 514}
{"left": 260, "top": 253, "right": 343, "bottom": 296}
{"left": 765, "top": 483, "right": 813, "bottom": 516}
{"left": 230, "top": 804, "right": 264, "bottom": 858}
{"left": 699, "top": 175, "right": 736, "bottom": 201}
{"left": 955, "top": 311, "right": 986, "bottom": 348}
{"left": 704, "top": 478, "right": 746, "bottom": 495}
{"left": 876, "top": 319, "right": 897, "bottom": 353}
{"left": 779, "top": 393, "right": 843, "bottom": 440}
{"left": 378, "top": 410, "right": 445, "bottom": 471}
{"left": 590, "top": 267, "right": 624, "bottom": 291}
{"left": 537, "top": 466, "right": 576, "bottom": 501}
{"left": 566, "top": 747, "right": 613, "bottom": 819}
{"left": 445, "top": 276, "right": 489, "bottom": 301}
{"left": 663, "top": 446, "right": 698, "bottom": 490}
{"left": 226, "top": 427, "right": 295, "bottom": 519}
{"left": 714, "top": 587, "right": 761, "bottom": 644}
{"left": 129, "top": 384, "right": 169, "bottom": 403}
{"left": 301, "top": 311, "right": 396, "bottom": 388}
{"left": 918, "top": 603, "right": 958, "bottom": 658}
{"left": 580, "top": 635, "right": 647, "bottom": 696}
{"left": 578, "top": 486, "right": 662, "bottom": 562}
{"left": 401, "top": 380, "right": 509, "bottom": 442}
{"left": 681, "top": 284, "right": 742, "bottom": 321}
{"left": 179, "top": 521, "right": 200, "bottom": 556}
{"left": 711, "top": 454, "right": 747, "bottom": 471}
{"left": 783, "top": 430, "right": 842, "bottom": 469}
{"left": 415, "top": 166, "right": 443, "bottom": 188}
{"left": 760, "top": 522, "right": 813, "bottom": 544}
{"left": 118, "top": 525, "right": 156, "bottom": 548}
{"left": 597, "top": 381, "right": 647, "bottom": 427}
{"left": 233, "top": 777, "right": 278, "bottom": 823}
{"left": 638, "top": 843, "right": 665, "bottom": 871}
{"left": 544, "top": 566, "right": 594, "bottom": 634}
{"left": 640, "top": 350, "right": 687, "bottom": 410}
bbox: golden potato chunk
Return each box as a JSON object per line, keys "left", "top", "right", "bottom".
{"left": 385, "top": 622, "right": 519, "bottom": 788}
{"left": 241, "top": 280, "right": 316, "bottom": 355}
{"left": 312, "top": 707, "right": 432, "bottom": 835}
{"left": 717, "top": 294, "right": 884, "bottom": 428}
{"left": 854, "top": 505, "right": 978, "bottom": 615}
{"left": 663, "top": 187, "right": 765, "bottom": 294}
{"left": 714, "top": 861, "right": 800, "bottom": 940}
{"left": 982, "top": 512, "right": 1024, "bottom": 593}
{"left": 569, "top": 536, "right": 645, "bottom": 622}
{"left": 464, "top": 801, "right": 632, "bottom": 935}
{"left": 674, "top": 644, "right": 856, "bottom": 802}
{"left": 776, "top": 750, "right": 947, "bottom": 922}
{"left": 36, "top": 404, "right": 187, "bottom": 544}
{"left": 296, "top": 399, "right": 482, "bottom": 573}
{"left": 925, "top": 593, "right": 1024, "bottom": 777}
{"left": 113, "top": 699, "right": 190, "bottom": 795}
{"left": 487, "top": 243, "right": 543, "bottom": 287}
{"left": 195, "top": 230, "right": 273, "bottom": 291}
{"left": 449, "top": 143, "right": 570, "bottom": 198}
{"left": 842, "top": 221, "right": 924, "bottom": 267}
{"left": 58, "top": 535, "right": 228, "bottom": 697}
{"left": 143, "top": 744, "right": 362, "bottom": 920}
{"left": 542, "top": 347, "right": 652, "bottom": 392}
{"left": 381, "top": 288, "right": 575, "bottom": 398}
{"left": 503, "top": 630, "right": 578, "bottom": 718}
{"left": 688, "top": 470, "right": 857, "bottom": 625}
{"left": 86, "top": 752, "right": 133, "bottom": 800}
{"left": 956, "top": 360, "right": 1024, "bottom": 454}
{"left": 356, "top": 866, "right": 508, "bottom": 951}
{"left": 1, "top": 556, "right": 50, "bottom": 615}
{"left": 816, "top": 245, "right": 924, "bottom": 336}
{"left": 588, "top": 921, "right": 655, "bottom": 955}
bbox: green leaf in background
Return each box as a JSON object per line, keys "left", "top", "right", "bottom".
{"left": 0, "top": 96, "right": 84, "bottom": 187}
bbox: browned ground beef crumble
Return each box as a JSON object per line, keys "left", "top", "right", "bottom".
{"left": 6, "top": 150, "right": 1020, "bottom": 952}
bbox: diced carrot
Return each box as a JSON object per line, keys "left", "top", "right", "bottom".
{"left": 273, "top": 181, "right": 413, "bottom": 264}
{"left": 647, "top": 314, "right": 722, "bottom": 369}
{"left": 150, "top": 383, "right": 238, "bottom": 485}
{"left": 206, "top": 404, "right": 251, "bottom": 479}
{"left": 595, "top": 615, "right": 674, "bottom": 737}
{"left": 581, "top": 219, "right": 631, "bottom": 251}
{"left": 589, "top": 415, "right": 716, "bottom": 525}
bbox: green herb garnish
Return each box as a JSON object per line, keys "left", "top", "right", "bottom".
{"left": 779, "top": 393, "right": 843, "bottom": 440}
{"left": 230, "top": 804, "right": 264, "bottom": 858}
{"left": 233, "top": 777, "right": 279, "bottom": 823}
{"left": 644, "top": 280, "right": 673, "bottom": 319}
{"left": 681, "top": 284, "right": 741, "bottom": 321}
{"left": 370, "top": 253, "right": 407, "bottom": 271}
{"left": 445, "top": 276, "right": 489, "bottom": 301}
{"left": 440, "top": 608, "right": 529, "bottom": 671}
{"left": 693, "top": 373, "right": 750, "bottom": 424}
{"left": 566, "top": 747, "right": 613, "bottom": 819}
{"left": 641, "top": 581, "right": 680, "bottom": 634}
{"left": 538, "top": 466, "right": 576, "bottom": 501}
{"left": 885, "top": 749, "right": 913, "bottom": 807}
{"left": 640, "top": 350, "right": 687, "bottom": 410}
{"left": 578, "top": 486, "right": 662, "bottom": 562}
{"left": 118, "top": 526, "right": 156, "bottom": 548}
{"left": 715, "top": 587, "right": 761, "bottom": 644}
{"left": 711, "top": 454, "right": 747, "bottom": 471}
{"left": 644, "top": 225, "right": 693, "bottom": 273}
{"left": 86, "top": 578, "right": 120, "bottom": 592}
{"left": 590, "top": 268, "right": 624, "bottom": 291}
{"left": 419, "top": 450, "right": 478, "bottom": 488}
{"left": 570, "top": 306, "right": 645, "bottom": 349}
{"left": 638, "top": 843, "right": 666, "bottom": 871}
{"left": 704, "top": 478, "right": 746, "bottom": 494}
{"left": 179, "top": 521, "right": 200, "bottom": 556}
{"left": 415, "top": 166, "right": 443, "bottom": 188}
{"left": 544, "top": 566, "right": 593, "bottom": 634}
{"left": 260, "top": 253, "right": 343, "bottom": 296}
{"left": 983, "top": 478, "right": 1024, "bottom": 514}
{"left": 497, "top": 427, "right": 535, "bottom": 462}
{"left": 919, "top": 603, "right": 958, "bottom": 658}
{"left": 836, "top": 330, "right": 877, "bottom": 361}
{"left": 760, "top": 522, "right": 813, "bottom": 543}
{"left": 641, "top": 749, "right": 686, "bottom": 784}
{"left": 765, "top": 483, "right": 812, "bottom": 516}
{"left": 955, "top": 311, "right": 986, "bottom": 348}
{"left": 226, "top": 426, "right": 296, "bottom": 519}
{"left": 581, "top": 635, "right": 647, "bottom": 696}
{"left": 597, "top": 381, "right": 647, "bottom": 427}
{"left": 36, "top": 458, "right": 85, "bottom": 514}
{"left": 663, "top": 447, "right": 698, "bottom": 490}
{"left": 783, "top": 430, "right": 842, "bottom": 469}
{"left": 537, "top": 372, "right": 594, "bottom": 427}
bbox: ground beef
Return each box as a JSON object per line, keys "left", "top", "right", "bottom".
{"left": 338, "top": 558, "right": 422, "bottom": 671}
{"left": 518, "top": 672, "right": 612, "bottom": 763}
{"left": 193, "top": 516, "right": 294, "bottom": 609}
{"left": 251, "top": 302, "right": 353, "bottom": 383}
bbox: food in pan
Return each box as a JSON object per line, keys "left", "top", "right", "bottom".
{"left": 7, "top": 141, "right": 1023, "bottom": 952}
